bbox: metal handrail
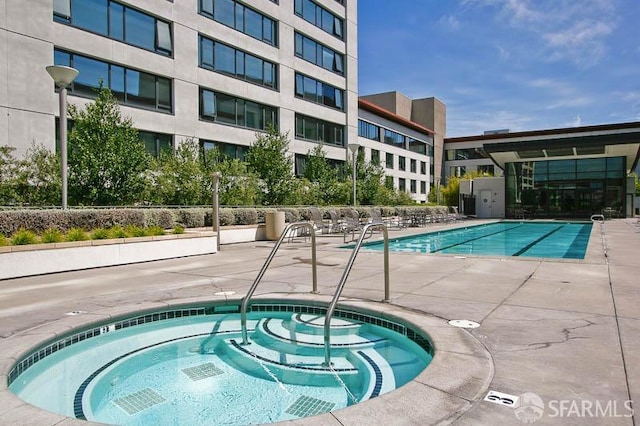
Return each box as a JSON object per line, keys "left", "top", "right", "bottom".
{"left": 240, "top": 222, "right": 317, "bottom": 345}
{"left": 323, "top": 222, "right": 389, "bottom": 366}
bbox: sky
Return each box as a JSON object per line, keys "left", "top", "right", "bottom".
{"left": 357, "top": 0, "right": 640, "bottom": 137}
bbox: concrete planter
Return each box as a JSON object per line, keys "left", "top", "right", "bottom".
{"left": 0, "top": 225, "right": 272, "bottom": 280}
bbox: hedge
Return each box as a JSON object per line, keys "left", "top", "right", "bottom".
{"left": 0, "top": 205, "right": 449, "bottom": 234}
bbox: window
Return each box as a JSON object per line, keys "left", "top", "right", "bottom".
{"left": 199, "top": 35, "right": 277, "bottom": 89}
{"left": 385, "top": 152, "right": 393, "bottom": 169}
{"left": 410, "top": 159, "right": 417, "bottom": 173}
{"left": 478, "top": 164, "right": 494, "bottom": 175}
{"left": 450, "top": 166, "right": 466, "bottom": 177}
{"left": 384, "top": 129, "right": 405, "bottom": 148}
{"left": 294, "top": 32, "right": 344, "bottom": 75}
{"left": 294, "top": 0, "right": 344, "bottom": 39}
{"left": 199, "top": 88, "right": 277, "bottom": 131}
{"left": 358, "top": 120, "right": 379, "bottom": 140}
{"left": 398, "top": 178, "right": 406, "bottom": 192}
{"left": 139, "top": 131, "right": 172, "bottom": 157}
{"left": 399, "top": 156, "right": 406, "bottom": 171}
{"left": 294, "top": 73, "right": 343, "bottom": 110}
{"left": 371, "top": 149, "right": 380, "bottom": 164}
{"left": 421, "top": 161, "right": 427, "bottom": 175}
{"left": 420, "top": 181, "right": 427, "bottom": 194}
{"left": 446, "top": 148, "right": 488, "bottom": 161}
{"left": 385, "top": 176, "right": 393, "bottom": 189}
{"left": 199, "top": 0, "right": 277, "bottom": 46}
{"left": 410, "top": 180, "right": 417, "bottom": 194}
{"left": 408, "top": 137, "right": 427, "bottom": 154}
{"left": 55, "top": 49, "right": 172, "bottom": 112}
{"left": 53, "top": 0, "right": 172, "bottom": 56}
{"left": 295, "top": 114, "right": 344, "bottom": 146}
{"left": 201, "top": 140, "right": 248, "bottom": 161}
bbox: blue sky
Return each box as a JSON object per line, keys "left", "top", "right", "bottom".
{"left": 358, "top": 0, "right": 640, "bottom": 137}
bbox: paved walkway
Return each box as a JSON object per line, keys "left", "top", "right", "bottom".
{"left": 1, "top": 219, "right": 639, "bottom": 425}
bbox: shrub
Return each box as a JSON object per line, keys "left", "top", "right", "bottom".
{"left": 176, "top": 208, "right": 206, "bottom": 228}
{"left": 41, "top": 228, "right": 64, "bottom": 243}
{"left": 90, "top": 228, "right": 110, "bottom": 240}
{"left": 108, "top": 225, "right": 127, "bottom": 239}
{"left": 146, "top": 225, "right": 165, "bottom": 236}
{"left": 11, "top": 229, "right": 38, "bottom": 245}
{"left": 144, "top": 209, "right": 175, "bottom": 229}
{"left": 234, "top": 208, "right": 259, "bottom": 225}
{"left": 66, "top": 228, "right": 88, "bottom": 242}
{"left": 124, "top": 224, "right": 146, "bottom": 237}
{"left": 279, "top": 208, "right": 301, "bottom": 223}
{"left": 219, "top": 209, "right": 235, "bottom": 226}
{"left": 173, "top": 225, "right": 185, "bottom": 234}
{"left": 0, "top": 233, "right": 7, "bottom": 246}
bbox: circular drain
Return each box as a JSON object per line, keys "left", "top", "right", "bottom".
{"left": 448, "top": 319, "right": 480, "bottom": 329}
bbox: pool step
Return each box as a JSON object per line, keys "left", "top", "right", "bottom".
{"left": 255, "top": 317, "right": 378, "bottom": 352}
{"left": 286, "top": 313, "right": 365, "bottom": 336}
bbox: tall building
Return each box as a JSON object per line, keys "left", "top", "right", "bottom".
{"left": 1, "top": 0, "right": 358, "bottom": 168}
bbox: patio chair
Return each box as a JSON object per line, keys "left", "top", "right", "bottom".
{"left": 309, "top": 207, "right": 331, "bottom": 234}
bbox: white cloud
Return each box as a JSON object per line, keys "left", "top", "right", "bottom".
{"left": 566, "top": 115, "right": 582, "bottom": 127}
{"left": 442, "top": 15, "right": 461, "bottom": 30}
{"left": 463, "top": 0, "right": 619, "bottom": 68}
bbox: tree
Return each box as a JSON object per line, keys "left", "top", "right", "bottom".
{"left": 200, "top": 147, "right": 261, "bottom": 206}
{"left": 245, "top": 125, "right": 295, "bottom": 205}
{"left": 67, "top": 85, "right": 151, "bottom": 205}
{"left": 14, "top": 143, "right": 61, "bottom": 206}
{"left": 0, "top": 146, "right": 18, "bottom": 204}
{"left": 146, "top": 138, "right": 203, "bottom": 205}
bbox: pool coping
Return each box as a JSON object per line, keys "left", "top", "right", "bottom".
{"left": 0, "top": 294, "right": 494, "bottom": 425}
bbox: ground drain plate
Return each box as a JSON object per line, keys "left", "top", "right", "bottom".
{"left": 114, "top": 388, "right": 165, "bottom": 415}
{"left": 448, "top": 319, "right": 480, "bottom": 329}
{"left": 182, "top": 363, "right": 224, "bottom": 381}
{"left": 285, "top": 395, "right": 335, "bottom": 417}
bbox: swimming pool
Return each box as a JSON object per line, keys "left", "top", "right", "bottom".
{"left": 361, "top": 221, "right": 592, "bottom": 259}
{"left": 9, "top": 302, "right": 432, "bottom": 425}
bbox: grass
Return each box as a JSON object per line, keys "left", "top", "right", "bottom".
{"left": 65, "top": 228, "right": 88, "bottom": 242}
{"left": 11, "top": 229, "right": 39, "bottom": 245}
{"left": 90, "top": 228, "right": 110, "bottom": 240}
{"left": 41, "top": 228, "right": 64, "bottom": 244}
{"left": 108, "top": 225, "right": 128, "bottom": 239}
{"left": 146, "top": 225, "right": 166, "bottom": 236}
{"left": 0, "top": 233, "right": 8, "bottom": 247}
{"left": 124, "top": 224, "right": 147, "bottom": 237}
{"left": 173, "top": 225, "right": 185, "bottom": 234}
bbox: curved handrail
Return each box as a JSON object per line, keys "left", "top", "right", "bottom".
{"left": 590, "top": 214, "right": 605, "bottom": 223}
{"left": 323, "top": 222, "right": 389, "bottom": 366}
{"left": 240, "top": 222, "right": 317, "bottom": 345}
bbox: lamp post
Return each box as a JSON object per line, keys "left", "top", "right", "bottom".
{"left": 348, "top": 143, "right": 360, "bottom": 206}
{"left": 212, "top": 171, "right": 221, "bottom": 251}
{"left": 46, "top": 65, "right": 79, "bottom": 210}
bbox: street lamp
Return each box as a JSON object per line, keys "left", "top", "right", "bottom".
{"left": 47, "top": 65, "right": 79, "bottom": 210}
{"left": 348, "top": 143, "right": 360, "bottom": 206}
{"left": 212, "top": 171, "right": 222, "bottom": 251}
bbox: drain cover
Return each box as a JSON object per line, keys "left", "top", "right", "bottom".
{"left": 285, "top": 396, "right": 335, "bottom": 417}
{"left": 182, "top": 363, "right": 224, "bottom": 381}
{"left": 114, "top": 388, "right": 165, "bottom": 415}
{"left": 484, "top": 390, "right": 519, "bottom": 407}
{"left": 448, "top": 319, "right": 480, "bottom": 329}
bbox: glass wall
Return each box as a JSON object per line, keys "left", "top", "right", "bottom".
{"left": 199, "top": 0, "right": 277, "bottom": 46}
{"left": 54, "top": 0, "right": 172, "bottom": 56}
{"left": 505, "top": 157, "right": 626, "bottom": 218}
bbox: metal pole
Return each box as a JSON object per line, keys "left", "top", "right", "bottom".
{"left": 60, "top": 85, "right": 68, "bottom": 210}
{"left": 352, "top": 149, "right": 357, "bottom": 206}
{"left": 212, "top": 172, "right": 221, "bottom": 251}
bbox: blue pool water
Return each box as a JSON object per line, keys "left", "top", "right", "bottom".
{"left": 9, "top": 303, "right": 432, "bottom": 425}
{"left": 363, "top": 221, "right": 592, "bottom": 259}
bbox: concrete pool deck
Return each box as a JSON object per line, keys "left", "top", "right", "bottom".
{"left": 1, "top": 218, "right": 639, "bottom": 425}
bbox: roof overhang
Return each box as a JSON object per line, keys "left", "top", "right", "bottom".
{"left": 483, "top": 131, "right": 640, "bottom": 173}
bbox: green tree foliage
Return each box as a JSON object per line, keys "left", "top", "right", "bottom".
{"left": 67, "top": 85, "right": 151, "bottom": 205}
{"left": 436, "top": 170, "right": 494, "bottom": 206}
{"left": 245, "top": 125, "right": 295, "bottom": 205}
{"left": 301, "top": 144, "right": 350, "bottom": 205}
{"left": 146, "top": 138, "right": 203, "bottom": 205}
{"left": 14, "top": 143, "right": 61, "bottom": 205}
{"left": 0, "top": 146, "right": 18, "bottom": 204}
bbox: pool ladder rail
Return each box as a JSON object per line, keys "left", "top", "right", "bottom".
{"left": 238, "top": 221, "right": 390, "bottom": 367}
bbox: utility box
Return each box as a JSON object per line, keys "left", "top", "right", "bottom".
{"left": 265, "top": 211, "right": 286, "bottom": 240}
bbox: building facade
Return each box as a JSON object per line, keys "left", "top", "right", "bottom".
{"left": 1, "top": 0, "right": 358, "bottom": 167}
{"left": 445, "top": 123, "right": 640, "bottom": 218}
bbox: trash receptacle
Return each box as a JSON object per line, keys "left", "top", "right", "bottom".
{"left": 265, "top": 211, "right": 285, "bottom": 240}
